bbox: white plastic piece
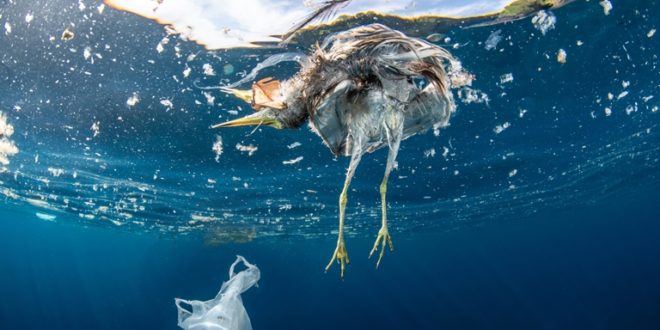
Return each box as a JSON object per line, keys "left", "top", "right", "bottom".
{"left": 175, "top": 256, "right": 260, "bottom": 330}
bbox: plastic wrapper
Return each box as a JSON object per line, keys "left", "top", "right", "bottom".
{"left": 175, "top": 256, "right": 260, "bottom": 330}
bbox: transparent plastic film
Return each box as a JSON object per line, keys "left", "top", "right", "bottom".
{"left": 175, "top": 256, "right": 260, "bottom": 330}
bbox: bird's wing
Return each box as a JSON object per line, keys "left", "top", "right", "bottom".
{"left": 308, "top": 79, "right": 356, "bottom": 156}
{"left": 401, "top": 85, "right": 454, "bottom": 139}
{"left": 280, "top": 0, "right": 351, "bottom": 44}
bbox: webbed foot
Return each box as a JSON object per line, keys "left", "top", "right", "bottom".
{"left": 326, "top": 239, "right": 350, "bottom": 279}
{"left": 369, "top": 226, "right": 394, "bottom": 268}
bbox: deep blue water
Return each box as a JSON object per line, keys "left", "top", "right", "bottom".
{"left": 1, "top": 0, "right": 659, "bottom": 329}
{"left": 1, "top": 191, "right": 659, "bottom": 329}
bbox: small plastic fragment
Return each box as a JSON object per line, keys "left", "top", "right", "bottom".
{"left": 236, "top": 143, "right": 257, "bottom": 156}
{"left": 484, "top": 30, "right": 502, "bottom": 51}
{"left": 282, "top": 156, "right": 303, "bottom": 165}
{"left": 203, "top": 63, "right": 216, "bottom": 76}
{"left": 0, "top": 112, "right": 18, "bottom": 166}
{"left": 175, "top": 256, "right": 260, "bottom": 330}
{"left": 531, "top": 10, "right": 556, "bottom": 35}
{"left": 61, "top": 28, "right": 75, "bottom": 41}
{"left": 557, "top": 49, "right": 567, "bottom": 64}
{"left": 223, "top": 64, "right": 235, "bottom": 75}
{"left": 494, "top": 122, "right": 511, "bottom": 134}
{"left": 36, "top": 213, "right": 57, "bottom": 221}
{"left": 599, "top": 0, "right": 612, "bottom": 15}
{"left": 212, "top": 135, "right": 223, "bottom": 162}
{"left": 126, "top": 93, "right": 140, "bottom": 108}
{"left": 500, "top": 73, "right": 514, "bottom": 84}
{"left": 425, "top": 33, "right": 445, "bottom": 42}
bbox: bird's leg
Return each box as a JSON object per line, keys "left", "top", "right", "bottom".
{"left": 369, "top": 112, "right": 403, "bottom": 268}
{"left": 326, "top": 146, "right": 363, "bottom": 279}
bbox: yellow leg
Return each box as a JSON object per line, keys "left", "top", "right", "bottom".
{"left": 369, "top": 176, "right": 395, "bottom": 267}
{"left": 369, "top": 113, "right": 402, "bottom": 268}
{"left": 326, "top": 149, "right": 363, "bottom": 278}
{"left": 325, "top": 186, "right": 350, "bottom": 278}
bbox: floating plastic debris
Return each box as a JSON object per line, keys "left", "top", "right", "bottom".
{"left": 617, "top": 91, "right": 629, "bottom": 100}
{"left": 36, "top": 213, "right": 57, "bottom": 222}
{"left": 61, "top": 28, "right": 74, "bottom": 41}
{"left": 4, "top": 22, "right": 11, "bottom": 35}
{"left": 89, "top": 121, "right": 101, "bottom": 137}
{"left": 287, "top": 142, "right": 302, "bottom": 149}
{"left": 203, "top": 63, "right": 216, "bottom": 76}
{"left": 160, "top": 99, "right": 174, "bottom": 109}
{"left": 83, "top": 46, "right": 93, "bottom": 62}
{"left": 282, "top": 156, "right": 303, "bottom": 165}
{"left": 223, "top": 64, "right": 235, "bottom": 75}
{"left": 604, "top": 107, "right": 612, "bottom": 116}
{"left": 25, "top": 13, "right": 34, "bottom": 24}
{"left": 126, "top": 93, "right": 140, "bottom": 108}
{"left": 236, "top": 143, "right": 257, "bottom": 156}
{"left": 47, "top": 168, "right": 64, "bottom": 177}
{"left": 449, "top": 69, "right": 474, "bottom": 87}
{"left": 648, "top": 29, "right": 656, "bottom": 38}
{"left": 457, "top": 87, "right": 490, "bottom": 105}
{"left": 212, "top": 135, "right": 223, "bottom": 162}
{"left": 425, "top": 33, "right": 445, "bottom": 43}
{"left": 500, "top": 73, "right": 514, "bottom": 84}
{"left": 0, "top": 112, "right": 15, "bottom": 138}
{"left": 557, "top": 49, "right": 567, "bottom": 64}
{"left": 531, "top": 10, "right": 556, "bottom": 35}
{"left": 0, "top": 112, "right": 18, "bottom": 166}
{"left": 494, "top": 122, "right": 511, "bottom": 134}
{"left": 442, "top": 147, "right": 450, "bottom": 158}
{"left": 424, "top": 148, "right": 436, "bottom": 158}
{"left": 484, "top": 29, "right": 502, "bottom": 51}
{"left": 599, "top": 0, "right": 612, "bottom": 15}
{"left": 175, "top": 256, "right": 260, "bottom": 330}
{"left": 155, "top": 38, "right": 170, "bottom": 54}
{"left": 203, "top": 91, "right": 215, "bottom": 106}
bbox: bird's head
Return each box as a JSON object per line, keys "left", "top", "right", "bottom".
{"left": 212, "top": 77, "right": 305, "bottom": 130}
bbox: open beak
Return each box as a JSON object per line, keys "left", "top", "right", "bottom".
{"left": 220, "top": 87, "right": 253, "bottom": 104}
{"left": 211, "top": 110, "right": 282, "bottom": 129}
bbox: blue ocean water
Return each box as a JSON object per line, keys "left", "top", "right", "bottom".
{"left": 1, "top": 0, "right": 659, "bottom": 329}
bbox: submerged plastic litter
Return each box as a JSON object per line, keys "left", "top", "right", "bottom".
{"left": 485, "top": 29, "right": 503, "bottom": 50}
{"left": 175, "top": 256, "right": 260, "bottom": 330}
{"left": 0, "top": 112, "right": 18, "bottom": 167}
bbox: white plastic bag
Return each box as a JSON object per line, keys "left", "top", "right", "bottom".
{"left": 175, "top": 256, "right": 260, "bottom": 330}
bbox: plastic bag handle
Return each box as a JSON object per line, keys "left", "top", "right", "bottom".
{"left": 229, "top": 255, "right": 255, "bottom": 278}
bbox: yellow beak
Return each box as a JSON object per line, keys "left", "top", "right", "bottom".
{"left": 220, "top": 87, "right": 253, "bottom": 104}
{"left": 211, "top": 111, "right": 282, "bottom": 129}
